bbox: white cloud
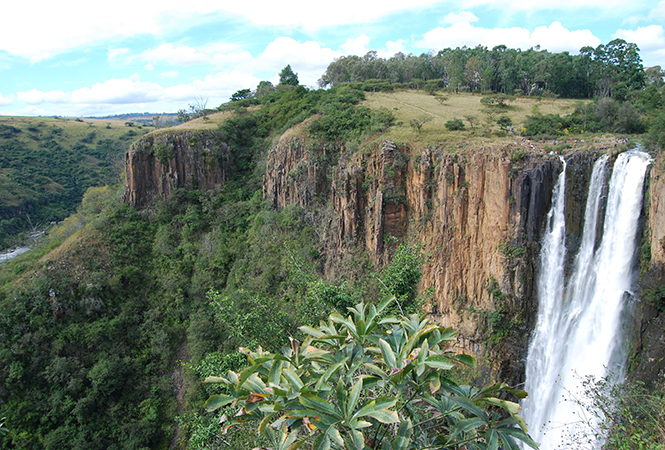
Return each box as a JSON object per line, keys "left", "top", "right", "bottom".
{"left": 614, "top": 25, "right": 665, "bottom": 67}
{"left": 18, "top": 89, "right": 70, "bottom": 104}
{"left": 141, "top": 42, "right": 253, "bottom": 69}
{"left": 254, "top": 37, "right": 341, "bottom": 86}
{"left": 143, "top": 43, "right": 209, "bottom": 66}
{"left": 418, "top": 21, "right": 601, "bottom": 53}
{"left": 380, "top": 40, "right": 407, "bottom": 58}
{"left": 461, "top": 0, "right": 630, "bottom": 10}
{"left": 340, "top": 35, "right": 372, "bottom": 55}
{"left": 71, "top": 78, "right": 163, "bottom": 104}
{"left": 0, "top": 93, "right": 13, "bottom": 106}
{"left": 108, "top": 48, "right": 129, "bottom": 62}
{"left": 160, "top": 70, "right": 180, "bottom": 79}
{"left": 0, "top": 1, "right": 445, "bottom": 62}
{"left": 442, "top": 11, "right": 479, "bottom": 24}
{"left": 168, "top": 70, "right": 261, "bottom": 100}
{"left": 144, "top": 64, "right": 155, "bottom": 71}
{"left": 17, "top": 78, "right": 164, "bottom": 106}
{"left": 215, "top": 0, "right": 443, "bottom": 29}
{"left": 648, "top": 0, "right": 665, "bottom": 21}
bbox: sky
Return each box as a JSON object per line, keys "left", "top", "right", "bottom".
{"left": 1, "top": 0, "right": 664, "bottom": 117}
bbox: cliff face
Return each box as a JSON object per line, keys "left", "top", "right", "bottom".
{"left": 630, "top": 154, "right": 665, "bottom": 386}
{"left": 263, "top": 137, "right": 574, "bottom": 383}
{"left": 124, "top": 131, "right": 233, "bottom": 208}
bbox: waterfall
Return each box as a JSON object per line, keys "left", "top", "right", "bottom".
{"left": 521, "top": 150, "right": 651, "bottom": 449}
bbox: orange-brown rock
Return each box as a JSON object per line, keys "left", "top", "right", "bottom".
{"left": 263, "top": 137, "right": 563, "bottom": 383}
{"left": 124, "top": 131, "right": 232, "bottom": 208}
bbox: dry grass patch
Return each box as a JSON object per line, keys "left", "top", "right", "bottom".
{"left": 362, "top": 90, "right": 578, "bottom": 147}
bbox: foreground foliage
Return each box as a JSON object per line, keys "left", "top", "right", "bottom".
{"left": 204, "top": 298, "right": 537, "bottom": 450}
{"left": 573, "top": 376, "right": 665, "bottom": 450}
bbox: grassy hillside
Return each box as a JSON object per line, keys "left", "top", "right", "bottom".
{"left": 0, "top": 116, "right": 151, "bottom": 249}
{"left": 362, "top": 90, "right": 576, "bottom": 145}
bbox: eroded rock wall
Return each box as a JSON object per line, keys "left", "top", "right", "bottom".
{"left": 263, "top": 137, "right": 570, "bottom": 384}
{"left": 124, "top": 131, "right": 232, "bottom": 208}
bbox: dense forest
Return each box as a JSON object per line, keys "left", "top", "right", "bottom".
{"left": 1, "top": 39, "right": 664, "bottom": 449}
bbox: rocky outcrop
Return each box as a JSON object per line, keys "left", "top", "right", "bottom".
{"left": 124, "top": 131, "right": 233, "bottom": 208}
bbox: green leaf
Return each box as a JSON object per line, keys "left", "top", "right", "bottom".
{"left": 481, "top": 397, "right": 521, "bottom": 415}
{"left": 510, "top": 388, "right": 528, "bottom": 399}
{"left": 347, "top": 377, "right": 363, "bottom": 417}
{"left": 363, "top": 362, "right": 388, "bottom": 378}
{"left": 379, "top": 338, "right": 397, "bottom": 369}
{"left": 312, "top": 433, "right": 331, "bottom": 450}
{"left": 327, "top": 426, "right": 344, "bottom": 447}
{"left": 452, "top": 353, "right": 477, "bottom": 367}
{"left": 424, "top": 355, "right": 455, "bottom": 370}
{"left": 269, "top": 359, "right": 284, "bottom": 385}
{"left": 244, "top": 372, "right": 267, "bottom": 393}
{"left": 392, "top": 419, "right": 413, "bottom": 450}
{"left": 452, "top": 397, "right": 489, "bottom": 421}
{"left": 314, "top": 358, "right": 349, "bottom": 391}
{"left": 299, "top": 325, "right": 326, "bottom": 338}
{"left": 450, "top": 417, "right": 486, "bottom": 439}
{"left": 354, "top": 398, "right": 398, "bottom": 423}
{"left": 497, "top": 426, "right": 539, "bottom": 449}
{"left": 300, "top": 393, "right": 342, "bottom": 418}
{"left": 283, "top": 368, "right": 304, "bottom": 391}
{"left": 238, "top": 364, "right": 262, "bottom": 389}
{"left": 496, "top": 430, "right": 521, "bottom": 450}
{"left": 376, "top": 296, "right": 395, "bottom": 313}
{"left": 203, "top": 394, "right": 234, "bottom": 412}
{"left": 335, "top": 379, "right": 347, "bottom": 414}
{"left": 486, "top": 429, "right": 499, "bottom": 450}
{"left": 349, "top": 429, "right": 365, "bottom": 450}
{"left": 259, "top": 412, "right": 277, "bottom": 434}
{"left": 203, "top": 376, "right": 228, "bottom": 384}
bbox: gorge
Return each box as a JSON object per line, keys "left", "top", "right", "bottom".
{"left": 125, "top": 127, "right": 665, "bottom": 398}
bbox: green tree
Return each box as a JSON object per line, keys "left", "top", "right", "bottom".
{"left": 204, "top": 297, "right": 537, "bottom": 450}
{"left": 497, "top": 115, "right": 513, "bottom": 131}
{"left": 409, "top": 117, "right": 432, "bottom": 133}
{"left": 279, "top": 65, "right": 299, "bottom": 86}
{"left": 256, "top": 81, "right": 277, "bottom": 97}
{"left": 231, "top": 89, "right": 252, "bottom": 102}
{"left": 445, "top": 119, "right": 465, "bottom": 131}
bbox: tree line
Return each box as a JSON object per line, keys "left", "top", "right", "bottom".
{"left": 318, "top": 39, "right": 662, "bottom": 100}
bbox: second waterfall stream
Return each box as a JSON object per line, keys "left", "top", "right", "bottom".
{"left": 521, "top": 150, "right": 651, "bottom": 449}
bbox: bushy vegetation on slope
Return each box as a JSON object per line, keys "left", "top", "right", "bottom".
{"left": 0, "top": 118, "right": 150, "bottom": 249}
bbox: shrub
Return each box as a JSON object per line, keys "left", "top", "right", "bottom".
{"left": 203, "top": 298, "right": 537, "bottom": 450}
{"left": 445, "top": 119, "right": 465, "bottom": 131}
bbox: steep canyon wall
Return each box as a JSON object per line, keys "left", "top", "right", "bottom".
{"left": 125, "top": 129, "right": 665, "bottom": 386}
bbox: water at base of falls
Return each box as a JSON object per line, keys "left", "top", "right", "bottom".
{"left": 521, "top": 150, "right": 651, "bottom": 449}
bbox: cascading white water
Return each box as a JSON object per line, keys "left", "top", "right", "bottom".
{"left": 521, "top": 150, "right": 651, "bottom": 449}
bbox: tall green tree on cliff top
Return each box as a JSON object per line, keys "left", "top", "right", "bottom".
{"left": 279, "top": 65, "right": 299, "bottom": 86}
